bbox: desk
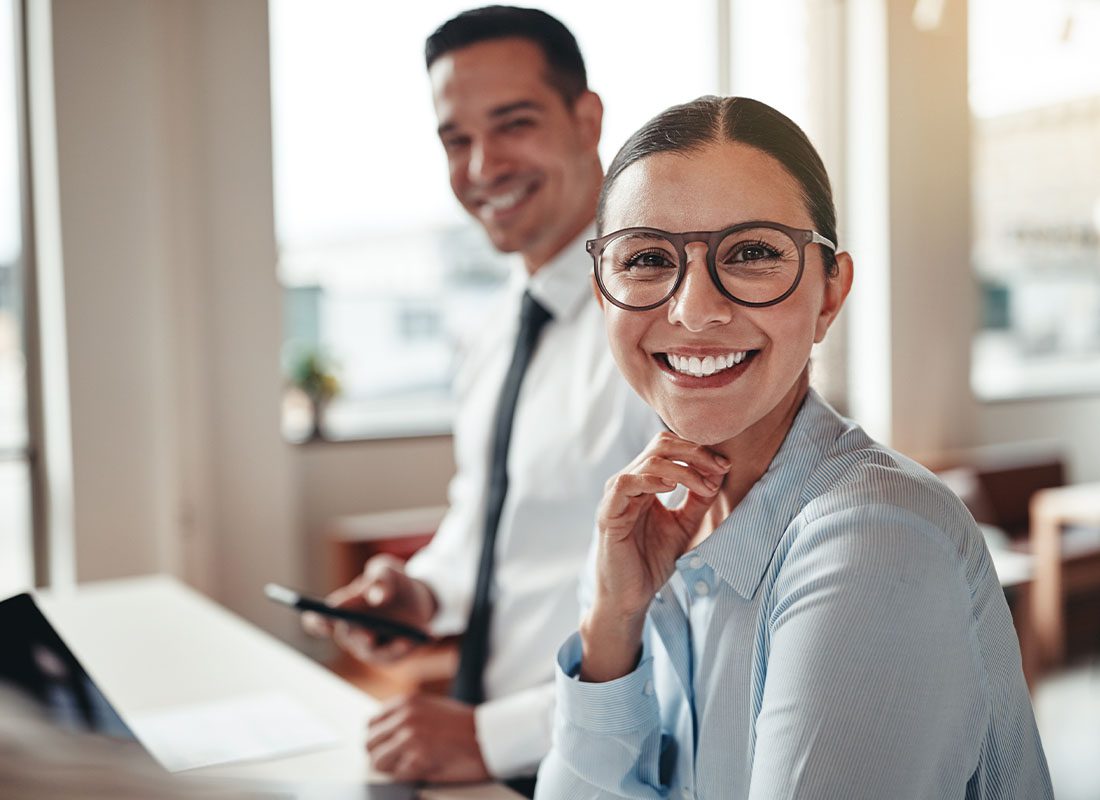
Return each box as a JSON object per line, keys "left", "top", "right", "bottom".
{"left": 1029, "top": 482, "right": 1100, "bottom": 675}
{"left": 35, "top": 575, "right": 519, "bottom": 799}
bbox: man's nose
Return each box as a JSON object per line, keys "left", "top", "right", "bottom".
{"left": 468, "top": 137, "right": 510, "bottom": 185}
{"left": 666, "top": 248, "right": 734, "bottom": 332}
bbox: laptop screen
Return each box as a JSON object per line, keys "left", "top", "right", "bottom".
{"left": 0, "top": 592, "right": 136, "bottom": 740}
{"left": 0, "top": 591, "right": 419, "bottom": 800}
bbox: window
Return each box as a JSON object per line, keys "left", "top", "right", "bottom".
{"left": 970, "top": 0, "right": 1100, "bottom": 399}
{"left": 269, "top": 1, "right": 718, "bottom": 440}
{"left": 0, "top": 0, "right": 33, "bottom": 596}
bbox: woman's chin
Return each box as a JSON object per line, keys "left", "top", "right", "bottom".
{"left": 660, "top": 414, "right": 741, "bottom": 448}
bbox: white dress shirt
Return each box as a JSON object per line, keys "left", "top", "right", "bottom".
{"left": 404, "top": 226, "right": 661, "bottom": 778}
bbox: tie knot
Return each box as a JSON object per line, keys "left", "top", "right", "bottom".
{"left": 520, "top": 290, "right": 553, "bottom": 334}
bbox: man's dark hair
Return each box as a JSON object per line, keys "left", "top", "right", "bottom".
{"left": 425, "top": 6, "right": 588, "bottom": 105}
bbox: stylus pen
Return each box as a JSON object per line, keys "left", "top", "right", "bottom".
{"left": 264, "top": 583, "right": 432, "bottom": 643}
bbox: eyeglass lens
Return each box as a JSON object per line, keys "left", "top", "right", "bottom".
{"left": 597, "top": 226, "right": 802, "bottom": 308}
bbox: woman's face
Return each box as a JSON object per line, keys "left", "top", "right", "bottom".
{"left": 598, "top": 141, "right": 851, "bottom": 446}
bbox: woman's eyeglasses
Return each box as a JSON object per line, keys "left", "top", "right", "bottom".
{"left": 588, "top": 220, "right": 836, "bottom": 312}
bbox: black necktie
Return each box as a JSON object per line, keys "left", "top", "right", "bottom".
{"left": 452, "top": 291, "right": 553, "bottom": 705}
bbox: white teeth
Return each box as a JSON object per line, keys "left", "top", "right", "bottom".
{"left": 483, "top": 186, "right": 528, "bottom": 212}
{"left": 666, "top": 351, "right": 751, "bottom": 378}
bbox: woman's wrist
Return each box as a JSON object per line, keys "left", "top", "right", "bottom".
{"left": 578, "top": 602, "right": 647, "bottom": 683}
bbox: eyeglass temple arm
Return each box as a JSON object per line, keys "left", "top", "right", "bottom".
{"left": 811, "top": 231, "right": 837, "bottom": 251}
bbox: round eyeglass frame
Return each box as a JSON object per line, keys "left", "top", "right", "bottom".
{"left": 587, "top": 220, "right": 837, "bottom": 312}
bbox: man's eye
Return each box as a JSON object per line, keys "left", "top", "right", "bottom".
{"left": 501, "top": 118, "right": 535, "bottom": 133}
{"left": 442, "top": 136, "right": 471, "bottom": 152}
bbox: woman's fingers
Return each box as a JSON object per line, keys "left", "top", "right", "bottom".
{"left": 601, "top": 473, "right": 674, "bottom": 523}
{"left": 604, "top": 456, "right": 721, "bottom": 512}
{"left": 628, "top": 431, "right": 730, "bottom": 477}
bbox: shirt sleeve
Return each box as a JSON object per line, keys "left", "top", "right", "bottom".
{"left": 473, "top": 682, "right": 554, "bottom": 778}
{"left": 534, "top": 632, "right": 669, "bottom": 800}
{"left": 402, "top": 468, "right": 481, "bottom": 636}
{"left": 747, "top": 504, "right": 986, "bottom": 800}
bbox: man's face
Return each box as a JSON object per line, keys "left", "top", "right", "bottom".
{"left": 429, "top": 37, "right": 602, "bottom": 271}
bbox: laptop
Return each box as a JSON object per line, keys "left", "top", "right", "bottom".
{"left": 0, "top": 591, "right": 415, "bottom": 799}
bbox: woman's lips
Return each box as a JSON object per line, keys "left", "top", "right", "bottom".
{"left": 654, "top": 349, "right": 760, "bottom": 388}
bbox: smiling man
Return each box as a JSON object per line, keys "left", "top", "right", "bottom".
{"left": 305, "top": 7, "right": 658, "bottom": 797}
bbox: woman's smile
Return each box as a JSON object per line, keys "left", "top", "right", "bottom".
{"left": 652, "top": 348, "right": 761, "bottom": 388}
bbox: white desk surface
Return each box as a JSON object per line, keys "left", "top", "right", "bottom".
{"left": 35, "top": 575, "right": 519, "bottom": 799}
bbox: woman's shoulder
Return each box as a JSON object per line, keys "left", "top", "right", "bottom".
{"left": 780, "top": 417, "right": 993, "bottom": 594}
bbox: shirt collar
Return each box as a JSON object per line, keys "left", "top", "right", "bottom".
{"left": 508, "top": 223, "right": 595, "bottom": 322}
{"left": 692, "top": 389, "right": 844, "bottom": 599}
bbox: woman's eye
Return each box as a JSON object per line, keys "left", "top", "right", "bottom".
{"left": 734, "top": 244, "right": 779, "bottom": 262}
{"left": 624, "top": 251, "right": 676, "bottom": 270}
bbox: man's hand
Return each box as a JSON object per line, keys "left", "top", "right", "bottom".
{"left": 366, "top": 693, "right": 490, "bottom": 783}
{"left": 302, "top": 554, "right": 437, "bottom": 664}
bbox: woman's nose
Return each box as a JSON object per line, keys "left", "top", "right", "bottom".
{"left": 666, "top": 250, "right": 734, "bottom": 332}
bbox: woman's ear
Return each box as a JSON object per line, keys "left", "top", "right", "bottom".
{"left": 591, "top": 274, "right": 606, "bottom": 309}
{"left": 814, "top": 251, "right": 853, "bottom": 343}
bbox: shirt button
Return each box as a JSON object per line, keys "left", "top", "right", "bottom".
{"left": 694, "top": 580, "right": 710, "bottom": 597}
{"left": 643, "top": 680, "right": 655, "bottom": 696}
{"left": 654, "top": 591, "right": 663, "bottom": 603}
{"left": 681, "top": 788, "right": 693, "bottom": 798}
{"left": 688, "top": 555, "right": 704, "bottom": 569}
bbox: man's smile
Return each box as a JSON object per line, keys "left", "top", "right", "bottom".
{"left": 471, "top": 176, "right": 542, "bottom": 223}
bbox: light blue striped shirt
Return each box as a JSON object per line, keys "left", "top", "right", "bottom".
{"left": 536, "top": 390, "right": 1052, "bottom": 799}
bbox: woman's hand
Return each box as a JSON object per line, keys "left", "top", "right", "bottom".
{"left": 580, "top": 431, "right": 730, "bottom": 682}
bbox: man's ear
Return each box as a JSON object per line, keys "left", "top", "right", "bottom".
{"left": 572, "top": 90, "right": 603, "bottom": 151}
{"left": 814, "top": 251, "right": 853, "bottom": 343}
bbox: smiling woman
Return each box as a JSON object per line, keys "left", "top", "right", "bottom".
{"left": 534, "top": 96, "right": 1054, "bottom": 800}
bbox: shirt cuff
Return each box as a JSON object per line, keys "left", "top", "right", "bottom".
{"left": 474, "top": 683, "right": 555, "bottom": 779}
{"left": 555, "top": 631, "right": 659, "bottom": 733}
{"left": 402, "top": 554, "right": 470, "bottom": 636}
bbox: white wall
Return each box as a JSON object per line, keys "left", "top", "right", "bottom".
{"left": 981, "top": 398, "right": 1100, "bottom": 483}
{"left": 48, "top": 0, "right": 182, "bottom": 582}
{"left": 846, "top": 0, "right": 977, "bottom": 456}
{"left": 298, "top": 438, "right": 455, "bottom": 593}
{"left": 40, "top": 0, "right": 304, "bottom": 637}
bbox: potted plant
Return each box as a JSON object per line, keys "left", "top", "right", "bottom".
{"left": 287, "top": 349, "right": 341, "bottom": 440}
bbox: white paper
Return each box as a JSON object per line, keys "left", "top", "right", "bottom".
{"left": 129, "top": 691, "right": 341, "bottom": 772}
